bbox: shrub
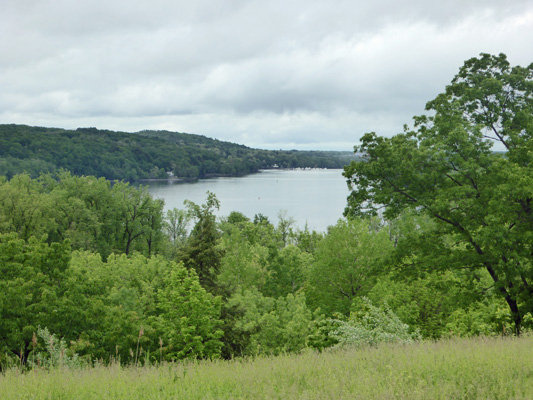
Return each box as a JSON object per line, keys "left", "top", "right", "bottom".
{"left": 35, "top": 327, "right": 83, "bottom": 368}
{"left": 328, "top": 298, "right": 420, "bottom": 348}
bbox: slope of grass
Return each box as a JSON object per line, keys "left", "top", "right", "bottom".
{"left": 1, "top": 335, "right": 532, "bottom": 399}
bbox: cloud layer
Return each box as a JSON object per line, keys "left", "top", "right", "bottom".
{"left": 2, "top": 0, "right": 532, "bottom": 150}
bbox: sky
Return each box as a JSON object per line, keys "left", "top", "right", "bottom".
{"left": 1, "top": 1, "right": 533, "bottom": 151}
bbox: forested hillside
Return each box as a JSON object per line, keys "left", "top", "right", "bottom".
{"left": 0, "top": 125, "right": 356, "bottom": 181}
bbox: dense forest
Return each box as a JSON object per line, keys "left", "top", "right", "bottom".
{"left": 0, "top": 125, "right": 357, "bottom": 182}
{"left": 1, "top": 53, "right": 532, "bottom": 369}
{"left": 0, "top": 172, "right": 507, "bottom": 366}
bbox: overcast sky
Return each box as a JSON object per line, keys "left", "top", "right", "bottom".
{"left": 2, "top": 0, "right": 532, "bottom": 150}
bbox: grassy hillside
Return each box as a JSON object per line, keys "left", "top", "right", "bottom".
{"left": 1, "top": 336, "right": 531, "bottom": 399}
{"left": 0, "top": 124, "right": 357, "bottom": 182}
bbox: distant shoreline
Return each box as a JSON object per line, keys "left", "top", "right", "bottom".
{"left": 137, "top": 178, "right": 187, "bottom": 183}
{"left": 136, "top": 167, "right": 342, "bottom": 183}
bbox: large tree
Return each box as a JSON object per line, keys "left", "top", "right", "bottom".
{"left": 344, "top": 53, "right": 533, "bottom": 334}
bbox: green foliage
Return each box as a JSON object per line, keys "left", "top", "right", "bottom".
{"left": 306, "top": 313, "right": 344, "bottom": 351}
{"left": 0, "top": 172, "right": 166, "bottom": 260}
{"left": 35, "top": 327, "right": 83, "bottom": 369}
{"left": 217, "top": 225, "right": 270, "bottom": 294}
{"left": 328, "top": 298, "right": 420, "bottom": 348}
{"left": 157, "top": 263, "right": 224, "bottom": 360}
{"left": 0, "top": 124, "right": 356, "bottom": 182}
{"left": 218, "top": 217, "right": 313, "bottom": 298}
{"left": 306, "top": 218, "right": 393, "bottom": 315}
{"left": 0, "top": 233, "right": 72, "bottom": 363}
{"left": 344, "top": 53, "right": 533, "bottom": 334}
{"left": 365, "top": 262, "right": 507, "bottom": 339}
{"left": 67, "top": 251, "right": 173, "bottom": 362}
{"left": 217, "top": 217, "right": 315, "bottom": 357}
{"left": 111, "top": 182, "right": 165, "bottom": 256}
{"left": 264, "top": 244, "right": 313, "bottom": 298}
{"left": 0, "top": 174, "right": 54, "bottom": 240}
{"left": 225, "top": 211, "right": 250, "bottom": 226}
{"left": 164, "top": 208, "right": 190, "bottom": 247}
{"left": 179, "top": 192, "right": 223, "bottom": 292}
{"left": 293, "top": 226, "right": 324, "bottom": 254}
{"left": 444, "top": 300, "right": 518, "bottom": 337}
{"left": 227, "top": 289, "right": 313, "bottom": 356}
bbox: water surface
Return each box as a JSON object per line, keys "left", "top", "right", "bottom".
{"left": 145, "top": 169, "right": 349, "bottom": 232}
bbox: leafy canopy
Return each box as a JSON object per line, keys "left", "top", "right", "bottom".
{"left": 344, "top": 53, "right": 533, "bottom": 334}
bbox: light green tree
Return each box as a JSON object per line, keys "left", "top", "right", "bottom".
{"left": 227, "top": 289, "right": 312, "bottom": 356}
{"left": 164, "top": 208, "right": 190, "bottom": 247}
{"left": 218, "top": 225, "right": 270, "bottom": 294}
{"left": 0, "top": 233, "right": 72, "bottom": 364}
{"left": 265, "top": 244, "right": 313, "bottom": 298}
{"left": 157, "top": 262, "right": 224, "bottom": 360}
{"left": 307, "top": 219, "right": 393, "bottom": 315}
{"left": 0, "top": 174, "right": 54, "bottom": 240}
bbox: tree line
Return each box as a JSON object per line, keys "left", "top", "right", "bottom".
{"left": 0, "top": 177, "right": 521, "bottom": 366}
{"left": 0, "top": 125, "right": 356, "bottom": 182}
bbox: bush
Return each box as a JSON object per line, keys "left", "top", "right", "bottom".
{"left": 35, "top": 327, "right": 83, "bottom": 368}
{"left": 328, "top": 298, "right": 420, "bottom": 348}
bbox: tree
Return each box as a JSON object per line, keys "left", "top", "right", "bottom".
{"left": 344, "top": 53, "right": 533, "bottom": 334}
{"left": 47, "top": 172, "right": 116, "bottom": 256}
{"left": 178, "top": 192, "right": 223, "bottom": 293}
{"left": 226, "top": 289, "right": 312, "bottom": 356}
{"left": 157, "top": 262, "right": 224, "bottom": 360}
{"left": 307, "top": 219, "right": 393, "bottom": 315}
{"left": 276, "top": 210, "right": 296, "bottom": 246}
{"left": 0, "top": 174, "right": 54, "bottom": 241}
{"left": 264, "top": 244, "right": 312, "bottom": 298}
{"left": 67, "top": 251, "right": 174, "bottom": 363}
{"left": 217, "top": 225, "right": 270, "bottom": 294}
{"left": 112, "top": 182, "right": 164, "bottom": 256}
{"left": 0, "top": 234, "right": 72, "bottom": 364}
{"left": 164, "top": 208, "right": 190, "bottom": 246}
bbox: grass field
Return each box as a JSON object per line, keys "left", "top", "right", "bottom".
{"left": 1, "top": 335, "right": 532, "bottom": 399}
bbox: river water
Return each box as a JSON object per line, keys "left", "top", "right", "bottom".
{"left": 145, "top": 169, "right": 349, "bottom": 232}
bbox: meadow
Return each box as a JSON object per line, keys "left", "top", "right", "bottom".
{"left": 1, "top": 335, "right": 532, "bottom": 399}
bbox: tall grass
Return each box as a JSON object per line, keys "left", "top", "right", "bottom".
{"left": 1, "top": 335, "right": 532, "bottom": 399}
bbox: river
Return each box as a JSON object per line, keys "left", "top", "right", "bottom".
{"left": 145, "top": 169, "right": 349, "bottom": 232}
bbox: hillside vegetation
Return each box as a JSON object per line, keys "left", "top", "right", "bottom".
{"left": 1, "top": 52, "right": 532, "bottom": 399}
{"left": 0, "top": 124, "right": 356, "bottom": 181}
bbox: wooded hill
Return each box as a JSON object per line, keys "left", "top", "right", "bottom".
{"left": 0, "top": 124, "right": 357, "bottom": 181}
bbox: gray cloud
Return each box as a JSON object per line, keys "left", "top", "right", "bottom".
{"left": 1, "top": 0, "right": 533, "bottom": 150}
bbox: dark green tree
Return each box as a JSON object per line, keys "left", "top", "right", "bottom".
{"left": 178, "top": 192, "right": 223, "bottom": 293}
